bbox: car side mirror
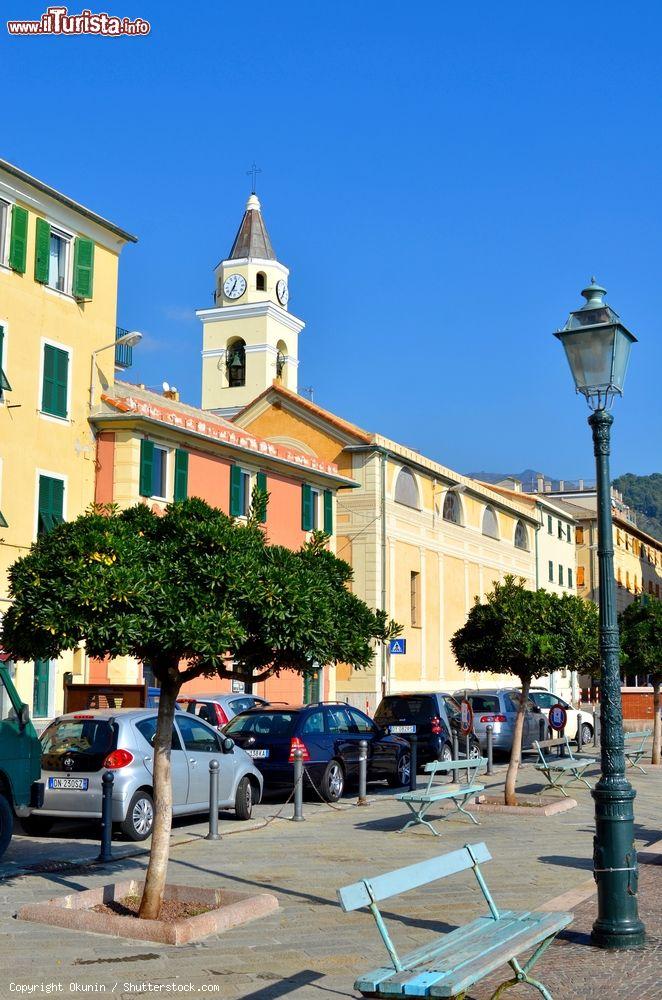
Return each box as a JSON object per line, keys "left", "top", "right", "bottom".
{"left": 221, "top": 737, "right": 234, "bottom": 754}
{"left": 532, "top": 705, "right": 542, "bottom": 714}
{"left": 18, "top": 703, "right": 30, "bottom": 729}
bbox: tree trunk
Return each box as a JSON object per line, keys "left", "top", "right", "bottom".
{"left": 504, "top": 677, "right": 530, "bottom": 806}
{"left": 138, "top": 666, "right": 179, "bottom": 920}
{"left": 652, "top": 677, "right": 661, "bottom": 767}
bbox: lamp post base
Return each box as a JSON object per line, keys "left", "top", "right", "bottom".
{"left": 591, "top": 782, "right": 646, "bottom": 949}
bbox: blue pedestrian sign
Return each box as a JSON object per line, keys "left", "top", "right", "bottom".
{"left": 389, "top": 638, "right": 406, "bottom": 655}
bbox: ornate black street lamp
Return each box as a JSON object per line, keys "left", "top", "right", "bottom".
{"left": 555, "top": 278, "right": 645, "bottom": 949}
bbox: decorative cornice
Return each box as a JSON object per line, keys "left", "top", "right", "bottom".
{"left": 196, "top": 300, "right": 305, "bottom": 336}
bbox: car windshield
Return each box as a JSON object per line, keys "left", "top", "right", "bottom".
{"left": 374, "top": 696, "right": 435, "bottom": 725}
{"left": 467, "top": 695, "right": 501, "bottom": 714}
{"left": 224, "top": 711, "right": 298, "bottom": 737}
{"left": 442, "top": 695, "right": 461, "bottom": 719}
{"left": 41, "top": 717, "right": 114, "bottom": 755}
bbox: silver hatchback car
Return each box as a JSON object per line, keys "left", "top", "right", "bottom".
{"left": 454, "top": 688, "right": 541, "bottom": 753}
{"left": 23, "top": 708, "right": 263, "bottom": 841}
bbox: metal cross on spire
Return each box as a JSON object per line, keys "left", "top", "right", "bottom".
{"left": 246, "top": 161, "right": 262, "bottom": 194}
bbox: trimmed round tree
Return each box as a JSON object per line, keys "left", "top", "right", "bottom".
{"left": 451, "top": 576, "right": 598, "bottom": 805}
{"left": 1, "top": 498, "right": 399, "bottom": 919}
{"left": 619, "top": 597, "right": 662, "bottom": 765}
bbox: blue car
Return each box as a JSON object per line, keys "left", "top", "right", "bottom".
{"left": 223, "top": 702, "right": 411, "bottom": 801}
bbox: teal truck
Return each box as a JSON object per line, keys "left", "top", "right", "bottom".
{"left": 0, "top": 662, "right": 43, "bottom": 857}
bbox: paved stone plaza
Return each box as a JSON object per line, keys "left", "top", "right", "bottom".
{"left": 0, "top": 756, "right": 660, "bottom": 999}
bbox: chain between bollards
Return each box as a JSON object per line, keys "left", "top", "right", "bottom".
{"left": 409, "top": 735, "right": 418, "bottom": 792}
{"left": 205, "top": 759, "right": 221, "bottom": 841}
{"left": 292, "top": 747, "right": 305, "bottom": 821}
{"left": 97, "top": 770, "right": 114, "bottom": 862}
{"left": 357, "top": 739, "right": 368, "bottom": 806}
{"left": 486, "top": 725, "right": 493, "bottom": 775}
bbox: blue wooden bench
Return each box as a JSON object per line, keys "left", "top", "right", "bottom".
{"left": 533, "top": 737, "right": 595, "bottom": 796}
{"left": 394, "top": 758, "right": 486, "bottom": 836}
{"left": 623, "top": 730, "right": 651, "bottom": 773}
{"left": 337, "top": 842, "right": 572, "bottom": 999}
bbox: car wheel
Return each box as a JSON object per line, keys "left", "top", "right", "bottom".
{"left": 469, "top": 741, "right": 482, "bottom": 760}
{"left": 439, "top": 743, "right": 453, "bottom": 763}
{"left": 387, "top": 752, "right": 411, "bottom": 787}
{"left": 120, "top": 789, "right": 154, "bottom": 841}
{"left": 580, "top": 722, "right": 593, "bottom": 746}
{"left": 320, "top": 760, "right": 345, "bottom": 802}
{"left": 235, "top": 776, "right": 253, "bottom": 821}
{"left": 0, "top": 795, "right": 13, "bottom": 859}
{"left": 20, "top": 815, "right": 54, "bottom": 837}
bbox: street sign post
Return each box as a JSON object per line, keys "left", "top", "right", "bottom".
{"left": 460, "top": 698, "right": 473, "bottom": 735}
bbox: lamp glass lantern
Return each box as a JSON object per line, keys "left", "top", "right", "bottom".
{"left": 554, "top": 279, "right": 637, "bottom": 410}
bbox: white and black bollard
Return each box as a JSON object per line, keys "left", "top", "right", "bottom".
{"left": 292, "top": 747, "right": 305, "bottom": 821}
{"left": 452, "top": 733, "right": 459, "bottom": 783}
{"left": 97, "top": 770, "right": 114, "bottom": 862}
{"left": 409, "top": 735, "right": 418, "bottom": 792}
{"left": 205, "top": 759, "right": 221, "bottom": 841}
{"left": 357, "top": 739, "right": 368, "bottom": 806}
{"left": 486, "top": 725, "right": 494, "bottom": 775}
{"left": 576, "top": 711, "right": 583, "bottom": 751}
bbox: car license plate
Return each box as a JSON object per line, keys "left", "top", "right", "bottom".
{"left": 390, "top": 725, "right": 416, "bottom": 734}
{"left": 48, "top": 777, "right": 89, "bottom": 790}
{"left": 245, "top": 749, "right": 269, "bottom": 759}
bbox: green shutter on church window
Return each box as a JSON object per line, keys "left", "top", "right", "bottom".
{"left": 139, "top": 439, "right": 155, "bottom": 497}
{"left": 323, "top": 489, "right": 333, "bottom": 534}
{"left": 72, "top": 237, "right": 94, "bottom": 299}
{"left": 174, "top": 449, "right": 189, "bottom": 501}
{"left": 230, "top": 465, "right": 243, "bottom": 517}
{"left": 41, "top": 344, "right": 69, "bottom": 418}
{"left": 9, "top": 205, "right": 28, "bottom": 273}
{"left": 34, "top": 218, "right": 51, "bottom": 283}
{"left": 301, "top": 484, "right": 313, "bottom": 531}
{"left": 38, "top": 475, "right": 64, "bottom": 535}
{"left": 256, "top": 471, "right": 267, "bottom": 523}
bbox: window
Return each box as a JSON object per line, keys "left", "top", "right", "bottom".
{"left": 41, "top": 344, "right": 69, "bottom": 418}
{"left": 0, "top": 199, "right": 8, "bottom": 265}
{"left": 410, "top": 570, "right": 421, "bottom": 627}
{"left": 326, "top": 706, "right": 353, "bottom": 734}
{"left": 49, "top": 230, "right": 70, "bottom": 291}
{"left": 8, "top": 205, "right": 28, "bottom": 273}
{"left": 230, "top": 465, "right": 251, "bottom": 517}
{"left": 558, "top": 564, "right": 564, "bottom": 586}
{"left": 547, "top": 515, "right": 553, "bottom": 534}
{"left": 37, "top": 474, "right": 64, "bottom": 535}
{"left": 482, "top": 506, "right": 499, "bottom": 539}
{"left": 548, "top": 560, "right": 554, "bottom": 583}
{"left": 176, "top": 715, "right": 219, "bottom": 752}
{"left": 566, "top": 524, "right": 572, "bottom": 542}
{"left": 136, "top": 716, "right": 181, "bottom": 751}
{"left": 139, "top": 440, "right": 168, "bottom": 499}
{"left": 226, "top": 339, "right": 246, "bottom": 387}
{"left": 0, "top": 325, "right": 11, "bottom": 401}
{"left": 174, "top": 449, "right": 188, "bottom": 501}
{"left": 394, "top": 467, "right": 420, "bottom": 509}
{"left": 577, "top": 566, "right": 585, "bottom": 587}
{"left": 514, "top": 520, "right": 529, "bottom": 550}
{"left": 301, "top": 483, "right": 321, "bottom": 531}
{"left": 626, "top": 571, "right": 631, "bottom": 590}
{"left": 300, "top": 710, "right": 325, "bottom": 735}
{"left": 576, "top": 527, "right": 584, "bottom": 544}
{"left": 256, "top": 271, "right": 266, "bottom": 291}
{"left": 323, "top": 489, "right": 333, "bottom": 534}
{"left": 442, "top": 491, "right": 462, "bottom": 525}
{"left": 348, "top": 707, "right": 374, "bottom": 733}
{"left": 557, "top": 520, "right": 563, "bottom": 540}
{"left": 530, "top": 691, "right": 557, "bottom": 710}
{"left": 568, "top": 567, "right": 573, "bottom": 589}
{"left": 656, "top": 584, "right": 660, "bottom": 598}
{"left": 649, "top": 581, "right": 654, "bottom": 595}
{"left": 617, "top": 567, "right": 622, "bottom": 587}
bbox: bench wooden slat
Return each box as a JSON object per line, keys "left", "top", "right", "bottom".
{"left": 535, "top": 760, "right": 594, "bottom": 772}
{"left": 337, "top": 842, "right": 491, "bottom": 912}
{"left": 423, "top": 758, "right": 487, "bottom": 773}
{"left": 624, "top": 730, "right": 650, "bottom": 739}
{"left": 396, "top": 783, "right": 484, "bottom": 804}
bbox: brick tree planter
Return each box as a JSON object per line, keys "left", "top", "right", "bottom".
{"left": 17, "top": 880, "right": 279, "bottom": 946}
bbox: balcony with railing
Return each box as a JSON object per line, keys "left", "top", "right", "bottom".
{"left": 115, "top": 326, "right": 134, "bottom": 370}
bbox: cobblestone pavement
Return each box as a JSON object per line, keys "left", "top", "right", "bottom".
{"left": 0, "top": 756, "right": 659, "bottom": 1000}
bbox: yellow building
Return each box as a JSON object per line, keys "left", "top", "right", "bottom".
{"left": 0, "top": 157, "right": 136, "bottom": 720}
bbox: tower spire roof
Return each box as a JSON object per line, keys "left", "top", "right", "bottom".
{"left": 228, "top": 193, "right": 276, "bottom": 261}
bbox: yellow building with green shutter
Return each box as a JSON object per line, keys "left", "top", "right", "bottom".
{"left": 0, "top": 157, "right": 136, "bottom": 722}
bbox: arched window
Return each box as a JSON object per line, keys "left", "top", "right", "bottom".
{"left": 514, "top": 520, "right": 529, "bottom": 550}
{"left": 276, "top": 339, "right": 288, "bottom": 383}
{"left": 394, "top": 467, "right": 420, "bottom": 509}
{"left": 442, "top": 491, "right": 462, "bottom": 525}
{"left": 226, "top": 339, "right": 246, "bottom": 387}
{"left": 256, "top": 272, "right": 266, "bottom": 291}
{"left": 482, "top": 506, "right": 499, "bottom": 539}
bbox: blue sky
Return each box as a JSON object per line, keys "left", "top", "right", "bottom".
{"left": 2, "top": 0, "right": 660, "bottom": 479}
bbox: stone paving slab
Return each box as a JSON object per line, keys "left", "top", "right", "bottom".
{"left": 0, "top": 761, "right": 658, "bottom": 999}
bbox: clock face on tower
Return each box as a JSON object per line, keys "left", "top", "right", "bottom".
{"left": 276, "top": 279, "right": 289, "bottom": 306}
{"left": 223, "top": 273, "right": 247, "bottom": 300}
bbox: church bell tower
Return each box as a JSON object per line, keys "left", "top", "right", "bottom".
{"left": 198, "top": 192, "right": 305, "bottom": 417}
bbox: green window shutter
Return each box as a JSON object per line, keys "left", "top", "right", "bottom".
{"left": 139, "top": 439, "right": 155, "bottom": 497}
{"left": 38, "top": 475, "right": 64, "bottom": 535}
{"left": 174, "top": 449, "right": 189, "bottom": 501}
{"left": 72, "top": 237, "right": 94, "bottom": 299}
{"left": 9, "top": 205, "right": 28, "bottom": 273}
{"left": 301, "top": 483, "right": 313, "bottom": 531}
{"left": 34, "top": 218, "right": 51, "bottom": 283}
{"left": 0, "top": 327, "right": 10, "bottom": 398}
{"left": 41, "top": 345, "right": 69, "bottom": 417}
{"left": 323, "top": 489, "right": 333, "bottom": 534}
{"left": 256, "top": 471, "right": 267, "bottom": 523}
{"left": 230, "top": 465, "right": 243, "bottom": 516}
